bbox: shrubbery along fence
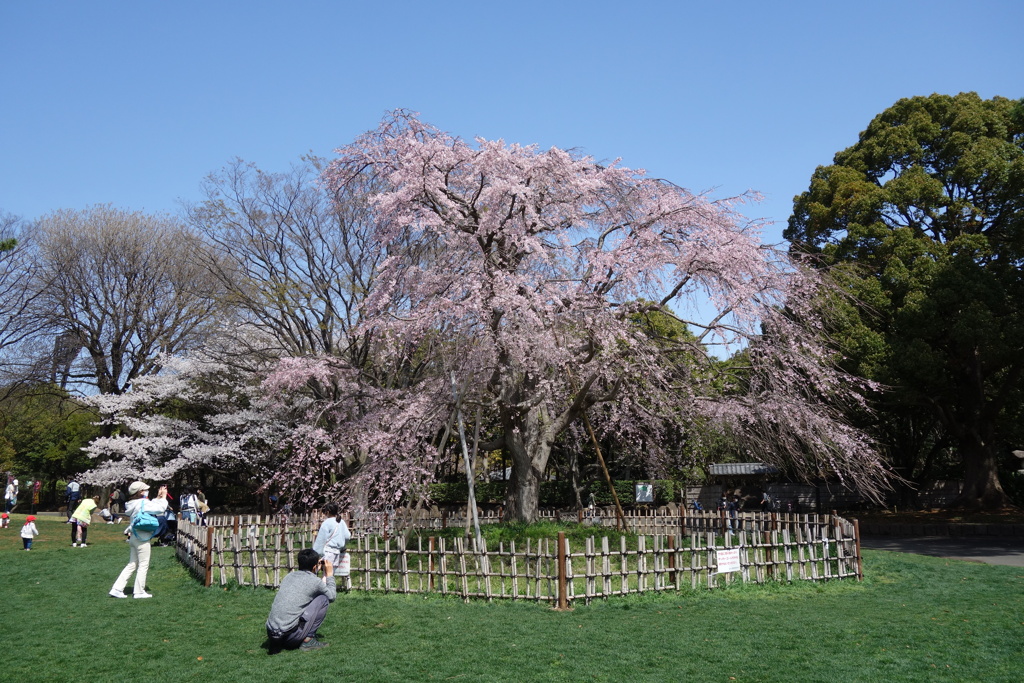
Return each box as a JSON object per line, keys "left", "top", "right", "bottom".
{"left": 175, "top": 508, "right": 862, "bottom": 605}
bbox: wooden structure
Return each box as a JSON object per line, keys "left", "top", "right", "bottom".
{"left": 175, "top": 509, "right": 863, "bottom": 604}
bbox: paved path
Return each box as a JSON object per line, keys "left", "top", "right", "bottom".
{"left": 860, "top": 535, "right": 1024, "bottom": 567}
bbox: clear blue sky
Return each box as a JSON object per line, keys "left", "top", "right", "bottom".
{"left": 2, "top": 1, "right": 1021, "bottom": 245}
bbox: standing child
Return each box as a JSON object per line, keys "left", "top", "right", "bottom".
{"left": 21, "top": 515, "right": 39, "bottom": 550}
{"left": 1, "top": 512, "right": 9, "bottom": 528}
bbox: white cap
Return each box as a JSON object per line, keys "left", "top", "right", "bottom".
{"left": 128, "top": 481, "right": 150, "bottom": 495}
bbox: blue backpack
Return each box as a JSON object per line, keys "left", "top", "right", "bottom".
{"left": 131, "top": 504, "right": 161, "bottom": 538}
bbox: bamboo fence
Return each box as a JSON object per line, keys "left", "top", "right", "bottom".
{"left": 175, "top": 510, "right": 863, "bottom": 605}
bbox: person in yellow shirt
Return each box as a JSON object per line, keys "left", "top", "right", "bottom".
{"left": 71, "top": 496, "right": 99, "bottom": 547}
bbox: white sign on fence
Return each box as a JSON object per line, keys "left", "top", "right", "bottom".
{"left": 716, "top": 548, "right": 741, "bottom": 573}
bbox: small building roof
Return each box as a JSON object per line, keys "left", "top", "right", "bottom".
{"left": 709, "top": 463, "right": 779, "bottom": 477}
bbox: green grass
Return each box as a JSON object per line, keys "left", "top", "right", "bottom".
{"left": 2, "top": 514, "right": 1023, "bottom": 682}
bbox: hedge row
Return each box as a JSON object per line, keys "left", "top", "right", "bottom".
{"left": 426, "top": 480, "right": 679, "bottom": 507}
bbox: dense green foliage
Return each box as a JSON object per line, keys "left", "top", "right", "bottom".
{"left": 2, "top": 516, "right": 1022, "bottom": 681}
{"left": 786, "top": 93, "right": 1024, "bottom": 508}
{"left": 427, "top": 479, "right": 679, "bottom": 507}
{"left": 0, "top": 385, "right": 99, "bottom": 503}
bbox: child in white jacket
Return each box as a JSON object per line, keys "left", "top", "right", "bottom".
{"left": 21, "top": 515, "right": 39, "bottom": 550}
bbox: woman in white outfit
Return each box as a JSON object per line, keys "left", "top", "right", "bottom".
{"left": 109, "top": 481, "right": 168, "bottom": 599}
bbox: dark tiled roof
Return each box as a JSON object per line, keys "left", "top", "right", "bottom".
{"left": 709, "top": 463, "right": 779, "bottom": 476}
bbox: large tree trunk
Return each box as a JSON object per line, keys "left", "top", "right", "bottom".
{"left": 504, "top": 459, "right": 542, "bottom": 523}
{"left": 950, "top": 430, "right": 1011, "bottom": 510}
{"left": 501, "top": 411, "right": 554, "bottom": 523}
{"left": 945, "top": 354, "right": 1013, "bottom": 510}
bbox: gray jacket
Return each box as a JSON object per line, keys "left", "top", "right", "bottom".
{"left": 265, "top": 570, "right": 336, "bottom": 634}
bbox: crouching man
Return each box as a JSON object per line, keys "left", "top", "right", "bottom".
{"left": 265, "top": 548, "right": 335, "bottom": 652}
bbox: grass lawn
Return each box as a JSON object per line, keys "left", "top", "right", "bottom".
{"left": 2, "top": 514, "right": 1022, "bottom": 682}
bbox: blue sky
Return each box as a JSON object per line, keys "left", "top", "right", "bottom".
{"left": 2, "top": 1, "right": 1021, "bottom": 245}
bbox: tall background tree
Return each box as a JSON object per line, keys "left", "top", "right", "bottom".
{"left": 184, "top": 157, "right": 385, "bottom": 363}
{"left": 182, "top": 157, "right": 401, "bottom": 499}
{"left": 786, "top": 92, "right": 1024, "bottom": 509}
{"left": 0, "top": 212, "right": 47, "bottom": 394}
{"left": 31, "top": 205, "right": 223, "bottom": 396}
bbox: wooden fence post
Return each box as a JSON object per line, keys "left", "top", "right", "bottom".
{"left": 557, "top": 531, "right": 568, "bottom": 610}
{"left": 203, "top": 525, "right": 215, "bottom": 587}
{"left": 668, "top": 535, "right": 676, "bottom": 587}
{"left": 853, "top": 519, "right": 864, "bottom": 581}
{"left": 429, "top": 536, "right": 436, "bottom": 591}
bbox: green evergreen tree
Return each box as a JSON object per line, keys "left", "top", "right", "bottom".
{"left": 786, "top": 93, "right": 1024, "bottom": 509}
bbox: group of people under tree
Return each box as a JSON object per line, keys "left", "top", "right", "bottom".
{"left": 61, "top": 478, "right": 209, "bottom": 548}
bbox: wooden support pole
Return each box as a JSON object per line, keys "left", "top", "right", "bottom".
{"left": 581, "top": 410, "right": 626, "bottom": 532}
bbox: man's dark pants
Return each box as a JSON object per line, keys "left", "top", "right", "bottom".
{"left": 266, "top": 594, "right": 329, "bottom": 649}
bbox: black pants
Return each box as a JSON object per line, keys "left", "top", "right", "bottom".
{"left": 71, "top": 520, "right": 88, "bottom": 544}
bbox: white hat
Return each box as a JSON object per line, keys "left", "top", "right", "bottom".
{"left": 128, "top": 481, "right": 150, "bottom": 495}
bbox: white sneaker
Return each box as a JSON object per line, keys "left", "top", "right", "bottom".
{"left": 71, "top": 543, "right": 78, "bottom": 547}
{"left": 134, "top": 592, "right": 153, "bottom": 599}
{"left": 109, "top": 589, "right": 127, "bottom": 599}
